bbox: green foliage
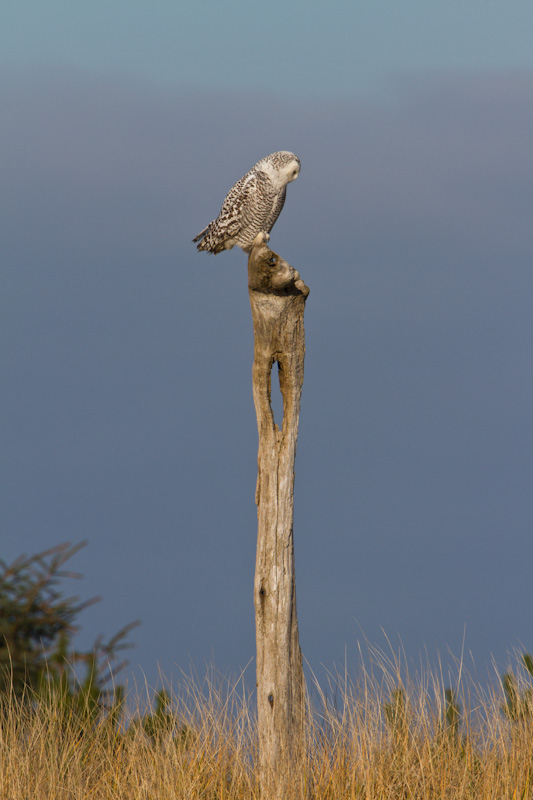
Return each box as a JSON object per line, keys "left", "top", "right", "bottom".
{"left": 440, "top": 687, "right": 474, "bottom": 764}
{"left": 130, "top": 688, "right": 193, "bottom": 747}
{"left": 0, "top": 541, "right": 139, "bottom": 729}
{"left": 443, "top": 688, "right": 461, "bottom": 741}
{"left": 0, "top": 542, "right": 88, "bottom": 694}
{"left": 384, "top": 687, "right": 410, "bottom": 744}
{"left": 501, "top": 653, "right": 533, "bottom": 722}
{"left": 139, "top": 689, "right": 175, "bottom": 740}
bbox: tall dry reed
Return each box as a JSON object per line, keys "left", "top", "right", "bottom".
{"left": 1, "top": 654, "right": 532, "bottom": 799}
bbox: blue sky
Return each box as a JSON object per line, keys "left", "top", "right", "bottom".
{"left": 4, "top": 1, "right": 533, "bottom": 97}
{"left": 2, "top": 2, "right": 533, "bottom": 694}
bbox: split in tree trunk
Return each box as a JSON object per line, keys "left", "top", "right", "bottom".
{"left": 248, "top": 232, "right": 309, "bottom": 799}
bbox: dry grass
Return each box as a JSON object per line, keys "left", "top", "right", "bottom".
{"left": 1, "top": 654, "right": 532, "bottom": 799}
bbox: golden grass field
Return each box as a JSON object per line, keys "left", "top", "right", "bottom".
{"left": 1, "top": 653, "right": 532, "bottom": 799}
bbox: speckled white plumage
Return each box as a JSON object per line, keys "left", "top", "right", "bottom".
{"left": 193, "top": 151, "right": 301, "bottom": 254}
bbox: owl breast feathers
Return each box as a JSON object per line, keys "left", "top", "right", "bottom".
{"left": 193, "top": 151, "right": 301, "bottom": 255}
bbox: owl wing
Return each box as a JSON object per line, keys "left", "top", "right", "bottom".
{"left": 217, "top": 171, "right": 261, "bottom": 239}
{"left": 194, "top": 169, "right": 273, "bottom": 253}
{"left": 268, "top": 186, "right": 287, "bottom": 231}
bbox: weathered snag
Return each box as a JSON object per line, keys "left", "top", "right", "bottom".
{"left": 248, "top": 232, "right": 309, "bottom": 798}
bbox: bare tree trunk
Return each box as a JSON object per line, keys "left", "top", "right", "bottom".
{"left": 248, "top": 233, "right": 309, "bottom": 799}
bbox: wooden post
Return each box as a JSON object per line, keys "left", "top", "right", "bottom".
{"left": 248, "top": 232, "right": 309, "bottom": 798}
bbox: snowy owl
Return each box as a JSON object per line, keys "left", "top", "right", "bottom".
{"left": 193, "top": 151, "right": 301, "bottom": 254}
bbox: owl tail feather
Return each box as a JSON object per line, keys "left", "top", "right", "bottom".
{"left": 192, "top": 226, "right": 208, "bottom": 244}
